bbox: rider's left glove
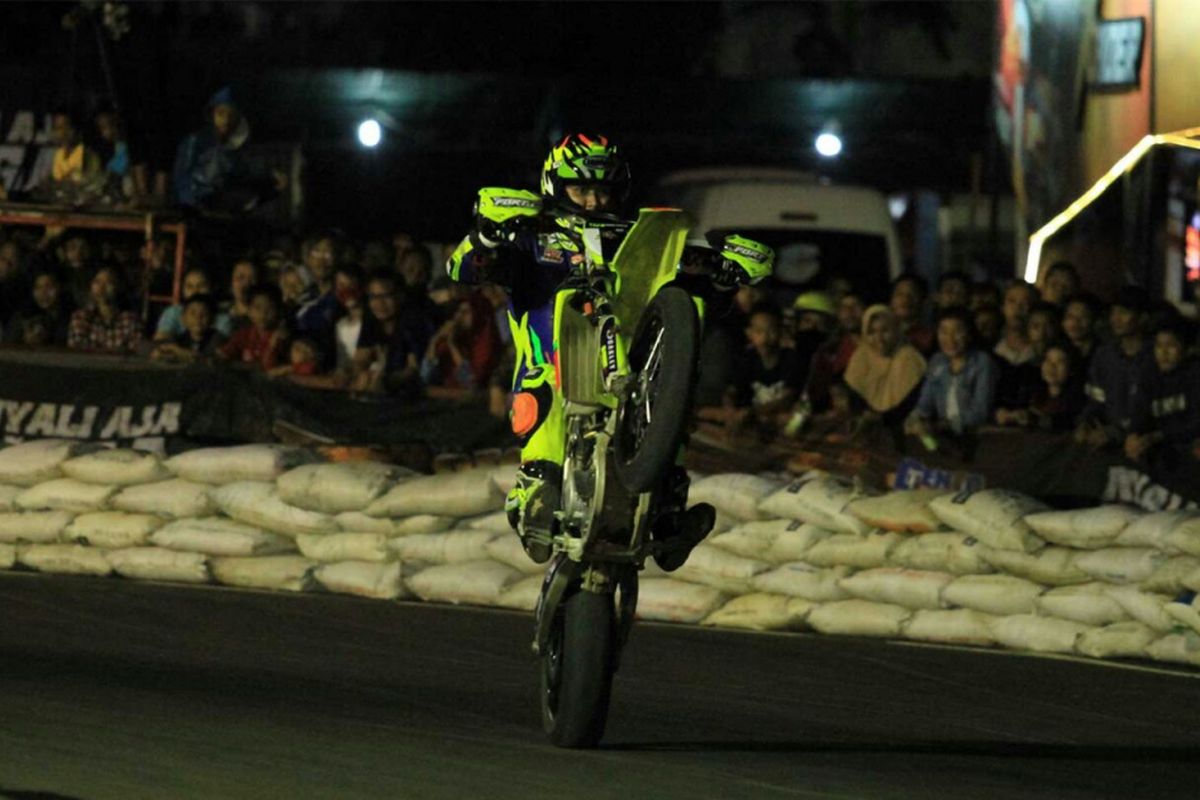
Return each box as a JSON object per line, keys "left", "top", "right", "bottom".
{"left": 716, "top": 234, "right": 774, "bottom": 287}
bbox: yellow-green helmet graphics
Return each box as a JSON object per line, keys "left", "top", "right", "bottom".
{"left": 540, "top": 133, "right": 631, "bottom": 210}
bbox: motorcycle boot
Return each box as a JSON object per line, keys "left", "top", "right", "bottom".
{"left": 650, "top": 466, "right": 716, "bottom": 572}
{"left": 505, "top": 460, "right": 562, "bottom": 564}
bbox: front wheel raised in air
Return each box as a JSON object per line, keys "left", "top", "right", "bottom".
{"left": 540, "top": 589, "right": 616, "bottom": 748}
{"left": 613, "top": 286, "right": 699, "bottom": 493}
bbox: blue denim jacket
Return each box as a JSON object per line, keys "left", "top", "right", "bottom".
{"left": 914, "top": 350, "right": 996, "bottom": 433}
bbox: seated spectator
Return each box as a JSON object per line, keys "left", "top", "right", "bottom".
{"left": 5, "top": 266, "right": 73, "bottom": 346}
{"left": 906, "top": 307, "right": 996, "bottom": 437}
{"left": 973, "top": 305, "right": 1003, "bottom": 350}
{"left": 420, "top": 292, "right": 501, "bottom": 394}
{"left": 333, "top": 264, "right": 366, "bottom": 373}
{"left": 293, "top": 235, "right": 339, "bottom": 363}
{"left": 67, "top": 266, "right": 140, "bottom": 353}
{"left": 150, "top": 293, "right": 225, "bottom": 364}
{"left": 994, "top": 281, "right": 1036, "bottom": 366}
{"left": 218, "top": 284, "right": 287, "bottom": 370}
{"left": 269, "top": 336, "right": 323, "bottom": 380}
{"left": 154, "top": 267, "right": 233, "bottom": 342}
{"left": 1062, "top": 294, "right": 1100, "bottom": 364}
{"left": 222, "top": 258, "right": 259, "bottom": 331}
{"left": 93, "top": 106, "right": 148, "bottom": 202}
{"left": 35, "top": 109, "right": 103, "bottom": 205}
{"left": 728, "top": 302, "right": 806, "bottom": 419}
{"left": 995, "top": 300, "right": 1064, "bottom": 416}
{"left": 805, "top": 290, "right": 862, "bottom": 411}
{"left": 890, "top": 272, "right": 934, "bottom": 354}
{"left": 1076, "top": 285, "right": 1154, "bottom": 448}
{"left": 844, "top": 304, "right": 926, "bottom": 423}
{"left": 935, "top": 270, "right": 971, "bottom": 311}
{"left": 1040, "top": 261, "right": 1080, "bottom": 307}
{"left": 1022, "top": 343, "right": 1086, "bottom": 432}
{"left": 172, "top": 87, "right": 283, "bottom": 211}
{"left": 789, "top": 291, "right": 835, "bottom": 383}
{"left": 1125, "top": 318, "right": 1200, "bottom": 469}
{"left": 351, "top": 273, "right": 428, "bottom": 397}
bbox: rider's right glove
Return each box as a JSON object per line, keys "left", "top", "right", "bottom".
{"left": 713, "top": 234, "right": 774, "bottom": 288}
{"left": 473, "top": 187, "right": 542, "bottom": 248}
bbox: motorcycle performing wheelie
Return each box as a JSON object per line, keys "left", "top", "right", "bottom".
{"left": 445, "top": 134, "right": 773, "bottom": 747}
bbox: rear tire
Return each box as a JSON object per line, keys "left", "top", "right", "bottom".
{"left": 613, "top": 286, "right": 699, "bottom": 493}
{"left": 541, "top": 589, "right": 616, "bottom": 748}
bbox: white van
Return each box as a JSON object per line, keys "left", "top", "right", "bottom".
{"left": 652, "top": 168, "right": 902, "bottom": 301}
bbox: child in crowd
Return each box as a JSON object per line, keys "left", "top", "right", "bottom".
{"left": 151, "top": 293, "right": 224, "bottom": 363}
{"left": 218, "top": 284, "right": 287, "bottom": 370}
{"left": 907, "top": 307, "right": 996, "bottom": 437}
{"left": 154, "top": 267, "right": 233, "bottom": 341}
{"left": 728, "top": 302, "right": 807, "bottom": 423}
{"left": 420, "top": 292, "right": 501, "bottom": 393}
{"left": 1125, "top": 318, "right": 1200, "bottom": 468}
{"left": 269, "top": 336, "right": 322, "bottom": 379}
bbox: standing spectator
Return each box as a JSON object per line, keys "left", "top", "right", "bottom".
{"left": 889, "top": 272, "right": 934, "bottom": 354}
{"left": 907, "top": 307, "right": 996, "bottom": 437}
{"left": 1077, "top": 286, "right": 1153, "bottom": 448}
{"left": 5, "top": 266, "right": 73, "bottom": 347}
{"left": 1041, "top": 261, "right": 1080, "bottom": 307}
{"left": 420, "top": 292, "right": 502, "bottom": 393}
{"left": 935, "top": 270, "right": 971, "bottom": 311}
{"left": 222, "top": 258, "right": 259, "bottom": 331}
{"left": 351, "top": 273, "right": 428, "bottom": 397}
{"left": 994, "top": 281, "right": 1036, "bottom": 366}
{"left": 218, "top": 284, "right": 287, "bottom": 370}
{"left": 843, "top": 304, "right": 926, "bottom": 423}
{"left": 153, "top": 267, "right": 233, "bottom": 341}
{"left": 1062, "top": 294, "right": 1100, "bottom": 364}
{"left": 67, "top": 266, "right": 140, "bottom": 353}
{"left": 150, "top": 293, "right": 225, "bottom": 364}
{"left": 333, "top": 264, "right": 366, "bottom": 374}
{"left": 1125, "top": 318, "right": 1200, "bottom": 469}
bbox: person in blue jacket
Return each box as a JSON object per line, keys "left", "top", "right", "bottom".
{"left": 906, "top": 306, "right": 997, "bottom": 438}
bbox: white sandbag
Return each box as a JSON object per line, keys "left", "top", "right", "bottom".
{"left": 314, "top": 560, "right": 409, "bottom": 600}
{"left": 708, "top": 523, "right": 779, "bottom": 560}
{"left": 1164, "top": 596, "right": 1200, "bottom": 635}
{"left": 1075, "top": 621, "right": 1157, "bottom": 659}
{"left": 988, "top": 614, "right": 1093, "bottom": 654}
{"left": 804, "top": 531, "right": 900, "bottom": 569}
{"left": 1035, "top": 583, "right": 1131, "bottom": 626}
{"left": 1024, "top": 505, "right": 1141, "bottom": 550}
{"left": 211, "top": 481, "right": 337, "bottom": 537}
{"left": 111, "top": 479, "right": 216, "bottom": 519}
{"left": 0, "top": 511, "right": 75, "bottom": 543}
{"left": 942, "top": 574, "right": 1045, "bottom": 615}
{"left": 751, "top": 562, "right": 852, "bottom": 602}
{"left": 757, "top": 477, "right": 871, "bottom": 535}
{"left": 295, "top": 532, "right": 390, "bottom": 563}
{"left": 16, "top": 479, "right": 116, "bottom": 513}
{"left": 106, "top": 547, "right": 209, "bottom": 583}
{"left": 701, "top": 593, "right": 815, "bottom": 631}
{"left": 929, "top": 489, "right": 1048, "bottom": 552}
{"left": 389, "top": 529, "right": 499, "bottom": 565}
{"left": 980, "top": 546, "right": 1089, "bottom": 586}
{"left": 463, "top": 511, "right": 515, "bottom": 535}
{"left": 484, "top": 534, "right": 546, "bottom": 575}
{"left": 0, "top": 439, "right": 99, "bottom": 486}
{"left": 1164, "top": 516, "right": 1200, "bottom": 557}
{"left": 688, "top": 473, "right": 780, "bottom": 521}
{"left": 166, "top": 445, "right": 319, "bottom": 484}
{"left": 406, "top": 559, "right": 521, "bottom": 605}
{"left": 63, "top": 512, "right": 163, "bottom": 549}
{"left": 1104, "top": 586, "right": 1177, "bottom": 633}
{"left": 636, "top": 578, "right": 727, "bottom": 623}
{"left": 838, "top": 567, "right": 954, "bottom": 610}
{"left": 0, "top": 542, "right": 15, "bottom": 569}
{"left": 1072, "top": 547, "right": 1166, "bottom": 585}
{"left": 1140, "top": 555, "right": 1200, "bottom": 594}
{"left": 889, "top": 532, "right": 994, "bottom": 575}
{"left": 490, "top": 464, "right": 518, "bottom": 495}
{"left": 366, "top": 468, "right": 503, "bottom": 518}
{"left": 210, "top": 555, "right": 316, "bottom": 592}
{"left": 276, "top": 462, "right": 408, "bottom": 513}
{"left": 807, "top": 600, "right": 911, "bottom": 637}
{"left": 151, "top": 517, "right": 296, "bottom": 556}
{"left": 334, "top": 512, "right": 454, "bottom": 537}
{"left": 902, "top": 609, "right": 997, "bottom": 646}
{"left": 1146, "top": 632, "right": 1200, "bottom": 666}
{"left": 61, "top": 449, "right": 169, "bottom": 486}
{"left": 846, "top": 489, "right": 948, "bottom": 533}
{"left": 673, "top": 543, "right": 772, "bottom": 594}
{"left": 1115, "top": 511, "right": 1192, "bottom": 550}
{"left": 0, "top": 485, "right": 19, "bottom": 511}
{"left": 496, "top": 574, "right": 546, "bottom": 611}
{"left": 765, "top": 521, "right": 836, "bottom": 564}
{"left": 19, "top": 543, "right": 111, "bottom": 576}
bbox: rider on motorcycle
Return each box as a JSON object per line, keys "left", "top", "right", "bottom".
{"left": 446, "top": 133, "right": 773, "bottom": 569}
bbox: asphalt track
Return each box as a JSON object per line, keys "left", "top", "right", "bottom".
{"left": 0, "top": 572, "right": 1197, "bottom": 800}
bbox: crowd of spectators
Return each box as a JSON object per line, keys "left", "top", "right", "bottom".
{"left": 697, "top": 260, "right": 1200, "bottom": 474}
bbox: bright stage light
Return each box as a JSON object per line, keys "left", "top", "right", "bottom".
{"left": 357, "top": 119, "right": 382, "bottom": 148}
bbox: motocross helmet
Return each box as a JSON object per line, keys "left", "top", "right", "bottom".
{"left": 540, "top": 134, "right": 631, "bottom": 217}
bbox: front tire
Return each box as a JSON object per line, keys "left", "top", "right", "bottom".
{"left": 540, "top": 588, "right": 616, "bottom": 748}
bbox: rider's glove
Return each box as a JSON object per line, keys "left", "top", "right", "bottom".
{"left": 473, "top": 187, "right": 542, "bottom": 249}
{"left": 714, "top": 234, "right": 774, "bottom": 288}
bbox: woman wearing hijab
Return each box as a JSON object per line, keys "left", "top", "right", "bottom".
{"left": 843, "top": 304, "right": 927, "bottom": 425}
{"left": 420, "top": 291, "right": 501, "bottom": 393}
